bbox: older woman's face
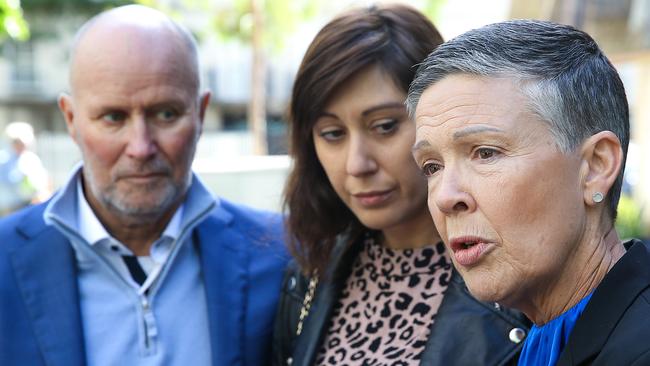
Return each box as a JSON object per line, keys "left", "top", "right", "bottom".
{"left": 412, "top": 75, "right": 586, "bottom": 307}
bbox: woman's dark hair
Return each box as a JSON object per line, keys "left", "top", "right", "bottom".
{"left": 284, "top": 4, "right": 444, "bottom": 274}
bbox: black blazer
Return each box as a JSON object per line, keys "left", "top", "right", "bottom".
{"left": 272, "top": 234, "right": 531, "bottom": 366}
{"left": 557, "top": 239, "right": 650, "bottom": 365}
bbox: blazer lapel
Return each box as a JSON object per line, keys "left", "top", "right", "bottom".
{"left": 557, "top": 240, "right": 650, "bottom": 365}
{"left": 196, "top": 208, "right": 248, "bottom": 366}
{"left": 9, "top": 218, "right": 85, "bottom": 366}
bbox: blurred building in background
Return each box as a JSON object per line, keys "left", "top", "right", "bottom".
{"left": 0, "top": 0, "right": 647, "bottom": 230}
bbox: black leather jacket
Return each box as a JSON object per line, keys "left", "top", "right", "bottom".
{"left": 272, "top": 235, "right": 531, "bottom": 366}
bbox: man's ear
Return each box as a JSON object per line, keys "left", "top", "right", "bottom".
{"left": 198, "top": 90, "right": 211, "bottom": 133}
{"left": 580, "top": 131, "right": 623, "bottom": 207}
{"left": 58, "top": 93, "right": 77, "bottom": 142}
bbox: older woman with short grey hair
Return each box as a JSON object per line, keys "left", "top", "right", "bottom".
{"left": 408, "top": 19, "right": 650, "bottom": 365}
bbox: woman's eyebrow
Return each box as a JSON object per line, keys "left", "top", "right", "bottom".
{"left": 362, "top": 102, "right": 406, "bottom": 116}
{"left": 316, "top": 111, "right": 339, "bottom": 120}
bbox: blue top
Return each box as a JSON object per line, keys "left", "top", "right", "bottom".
{"left": 43, "top": 166, "right": 216, "bottom": 366}
{"left": 518, "top": 293, "right": 593, "bottom": 366}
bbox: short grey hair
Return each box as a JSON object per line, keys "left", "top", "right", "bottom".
{"left": 407, "top": 19, "right": 629, "bottom": 219}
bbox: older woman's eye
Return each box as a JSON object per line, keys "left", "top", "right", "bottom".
{"left": 422, "top": 161, "right": 442, "bottom": 177}
{"left": 476, "top": 147, "right": 499, "bottom": 160}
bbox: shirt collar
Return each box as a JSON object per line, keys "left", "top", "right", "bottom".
{"left": 76, "top": 179, "right": 108, "bottom": 246}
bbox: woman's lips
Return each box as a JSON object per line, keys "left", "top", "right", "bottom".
{"left": 352, "top": 189, "right": 394, "bottom": 207}
{"left": 449, "top": 236, "right": 493, "bottom": 267}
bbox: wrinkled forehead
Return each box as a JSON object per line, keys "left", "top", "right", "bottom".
{"left": 411, "top": 74, "right": 549, "bottom": 154}
{"left": 415, "top": 75, "right": 525, "bottom": 127}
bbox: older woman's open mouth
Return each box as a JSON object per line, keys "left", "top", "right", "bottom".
{"left": 449, "top": 236, "right": 492, "bottom": 267}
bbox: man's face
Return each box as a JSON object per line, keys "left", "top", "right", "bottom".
{"left": 60, "top": 30, "right": 208, "bottom": 224}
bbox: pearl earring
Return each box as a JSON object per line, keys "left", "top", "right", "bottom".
{"left": 592, "top": 192, "right": 604, "bottom": 203}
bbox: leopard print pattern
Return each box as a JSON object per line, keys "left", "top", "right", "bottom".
{"left": 317, "top": 234, "right": 452, "bottom": 365}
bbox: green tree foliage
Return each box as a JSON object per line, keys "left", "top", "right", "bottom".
{"left": 205, "top": 0, "right": 443, "bottom": 52}
{"left": 616, "top": 194, "right": 647, "bottom": 240}
{"left": 212, "top": 0, "right": 321, "bottom": 51}
{"left": 21, "top": 0, "right": 132, "bottom": 14}
{"left": 17, "top": 0, "right": 134, "bottom": 40}
{"left": 0, "top": 0, "right": 29, "bottom": 41}
{"left": 137, "top": 0, "right": 322, "bottom": 53}
{"left": 423, "top": 0, "right": 445, "bottom": 22}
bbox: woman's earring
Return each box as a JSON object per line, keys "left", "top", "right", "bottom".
{"left": 592, "top": 192, "right": 604, "bottom": 203}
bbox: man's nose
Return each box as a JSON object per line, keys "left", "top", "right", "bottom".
{"left": 125, "top": 117, "right": 157, "bottom": 160}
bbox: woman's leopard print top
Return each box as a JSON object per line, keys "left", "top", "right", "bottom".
{"left": 317, "top": 234, "right": 452, "bottom": 365}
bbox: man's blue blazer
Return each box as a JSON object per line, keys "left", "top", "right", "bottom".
{"left": 0, "top": 198, "right": 289, "bottom": 366}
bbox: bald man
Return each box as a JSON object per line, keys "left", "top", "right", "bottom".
{"left": 0, "top": 5, "right": 288, "bottom": 366}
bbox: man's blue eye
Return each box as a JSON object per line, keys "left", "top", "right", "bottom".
{"left": 102, "top": 112, "right": 126, "bottom": 123}
{"left": 156, "top": 109, "right": 177, "bottom": 121}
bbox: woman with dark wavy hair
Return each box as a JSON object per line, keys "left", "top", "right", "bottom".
{"left": 272, "top": 4, "right": 530, "bottom": 365}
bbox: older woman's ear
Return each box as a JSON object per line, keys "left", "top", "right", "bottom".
{"left": 579, "top": 131, "right": 624, "bottom": 207}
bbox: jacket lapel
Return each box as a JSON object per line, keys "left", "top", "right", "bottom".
{"left": 291, "top": 237, "right": 361, "bottom": 364}
{"left": 9, "top": 211, "right": 85, "bottom": 366}
{"left": 196, "top": 207, "right": 248, "bottom": 366}
{"left": 422, "top": 270, "right": 528, "bottom": 366}
{"left": 557, "top": 240, "right": 650, "bottom": 365}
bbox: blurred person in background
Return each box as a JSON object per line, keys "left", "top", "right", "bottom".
{"left": 0, "top": 5, "right": 287, "bottom": 366}
{"left": 409, "top": 19, "right": 650, "bottom": 365}
{"left": 273, "top": 4, "right": 530, "bottom": 366}
{"left": 0, "top": 121, "right": 51, "bottom": 215}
